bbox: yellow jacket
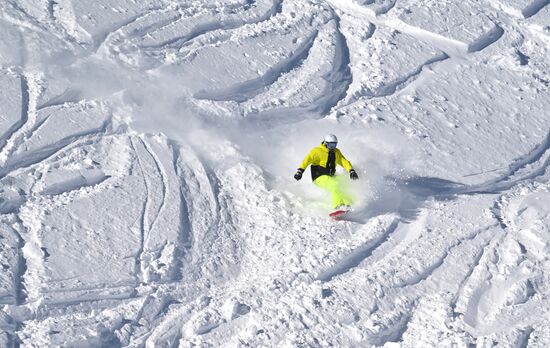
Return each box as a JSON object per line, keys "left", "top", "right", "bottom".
{"left": 299, "top": 143, "right": 353, "bottom": 181}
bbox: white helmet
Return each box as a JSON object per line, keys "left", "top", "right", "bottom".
{"left": 324, "top": 134, "right": 338, "bottom": 143}
{"left": 323, "top": 134, "right": 338, "bottom": 149}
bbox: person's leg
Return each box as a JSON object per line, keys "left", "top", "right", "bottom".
{"left": 314, "top": 175, "right": 353, "bottom": 208}
{"left": 334, "top": 175, "right": 353, "bottom": 207}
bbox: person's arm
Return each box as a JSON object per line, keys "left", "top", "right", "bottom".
{"left": 337, "top": 150, "right": 358, "bottom": 180}
{"left": 295, "top": 150, "right": 314, "bottom": 180}
{"left": 337, "top": 150, "right": 353, "bottom": 171}
{"left": 299, "top": 150, "right": 314, "bottom": 170}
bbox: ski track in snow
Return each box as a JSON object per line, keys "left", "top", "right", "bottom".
{"left": 193, "top": 31, "right": 320, "bottom": 102}
{"left": 0, "top": 74, "right": 29, "bottom": 154}
{"left": 317, "top": 218, "right": 400, "bottom": 282}
{"left": 0, "top": 0, "right": 549, "bottom": 346}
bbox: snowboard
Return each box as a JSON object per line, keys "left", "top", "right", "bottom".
{"left": 329, "top": 209, "right": 349, "bottom": 220}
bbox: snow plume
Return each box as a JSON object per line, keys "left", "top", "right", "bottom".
{"left": 219, "top": 116, "right": 423, "bottom": 216}
{"left": 33, "top": 35, "right": 423, "bottom": 222}
{"left": 38, "top": 55, "right": 207, "bottom": 141}
{"left": 342, "top": 125, "right": 423, "bottom": 217}
{"left": 118, "top": 68, "right": 207, "bottom": 139}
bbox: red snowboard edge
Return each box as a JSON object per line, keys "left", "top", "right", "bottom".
{"left": 329, "top": 210, "right": 348, "bottom": 219}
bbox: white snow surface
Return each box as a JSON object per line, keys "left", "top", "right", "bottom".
{"left": 0, "top": 0, "right": 549, "bottom": 347}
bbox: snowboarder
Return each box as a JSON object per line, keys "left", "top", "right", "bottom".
{"left": 294, "top": 134, "right": 359, "bottom": 212}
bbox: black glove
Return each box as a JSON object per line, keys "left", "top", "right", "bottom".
{"left": 350, "top": 169, "right": 359, "bottom": 180}
{"left": 294, "top": 168, "right": 304, "bottom": 181}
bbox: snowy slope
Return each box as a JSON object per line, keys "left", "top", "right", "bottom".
{"left": 0, "top": 0, "right": 549, "bottom": 347}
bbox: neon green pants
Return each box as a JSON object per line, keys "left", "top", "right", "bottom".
{"left": 313, "top": 175, "right": 352, "bottom": 208}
